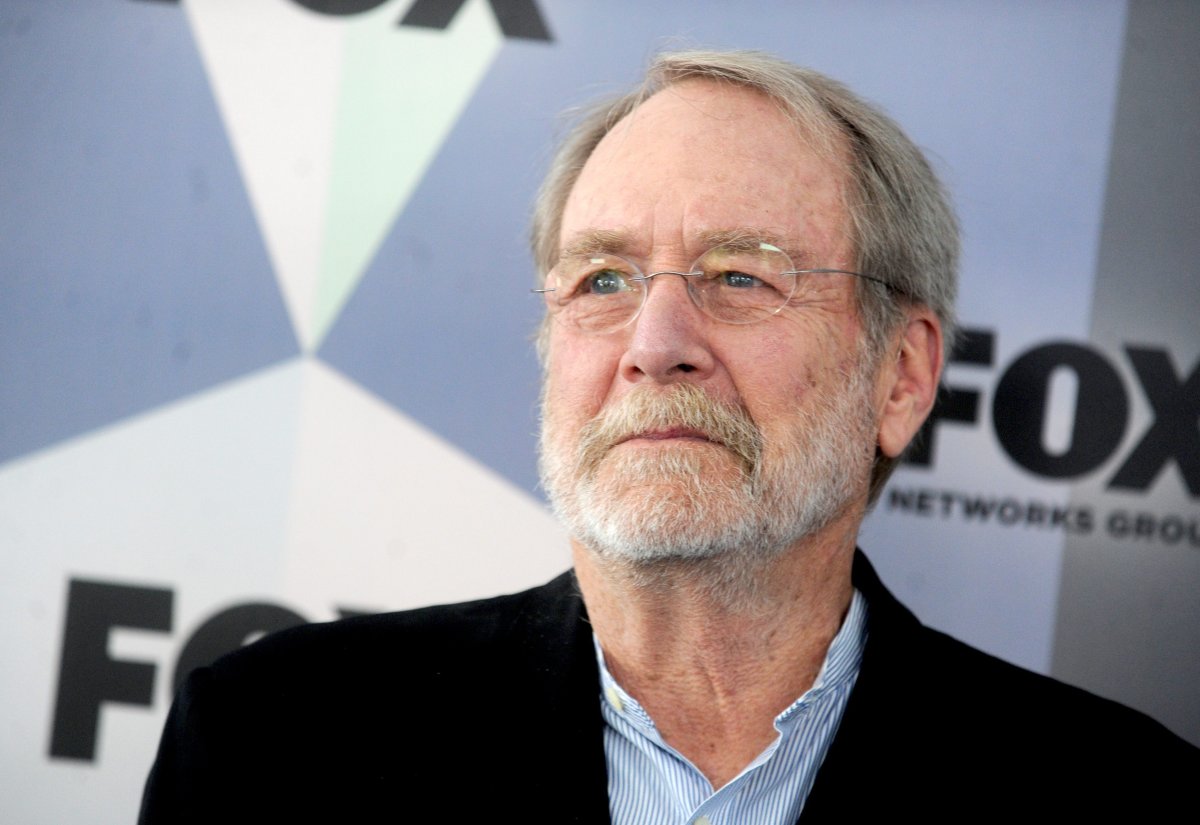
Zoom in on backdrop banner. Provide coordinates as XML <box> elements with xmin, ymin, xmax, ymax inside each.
<box><xmin>1</xmin><ymin>1</ymin><xmax>1196</xmax><ymax>822</ymax></box>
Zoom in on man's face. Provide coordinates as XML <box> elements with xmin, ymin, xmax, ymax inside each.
<box><xmin>539</xmin><ymin>79</ymin><xmax>884</xmax><ymax>565</ymax></box>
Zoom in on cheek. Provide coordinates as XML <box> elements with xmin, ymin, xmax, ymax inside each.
<box><xmin>544</xmin><ymin>337</ymin><xmax>617</xmax><ymax>429</ymax></box>
<box><xmin>723</xmin><ymin>324</ymin><xmax>820</xmax><ymax>392</ymax></box>
<box><xmin>723</xmin><ymin>321</ymin><xmax>861</xmax><ymax>425</ymax></box>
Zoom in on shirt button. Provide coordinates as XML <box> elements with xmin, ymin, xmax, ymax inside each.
<box><xmin>605</xmin><ymin>685</ymin><xmax>624</xmax><ymax>712</ymax></box>
<box><xmin>694</xmin><ymin>817</ymin><xmax>712</xmax><ymax>825</ymax></box>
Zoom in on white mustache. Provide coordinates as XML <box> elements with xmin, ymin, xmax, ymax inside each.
<box><xmin>573</xmin><ymin>384</ymin><xmax>763</xmax><ymax>477</ymax></box>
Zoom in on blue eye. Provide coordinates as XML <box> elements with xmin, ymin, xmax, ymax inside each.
<box><xmin>720</xmin><ymin>270</ymin><xmax>764</xmax><ymax>288</ymax></box>
<box><xmin>586</xmin><ymin>269</ymin><xmax>629</xmax><ymax>295</ymax></box>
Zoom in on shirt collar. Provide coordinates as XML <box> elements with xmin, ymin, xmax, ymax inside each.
<box><xmin>594</xmin><ymin>587</ymin><xmax>868</xmax><ymax>736</ymax></box>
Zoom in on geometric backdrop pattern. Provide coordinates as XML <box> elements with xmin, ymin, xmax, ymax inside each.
<box><xmin>1</xmin><ymin>2</ymin><xmax>1196</xmax><ymax>823</ymax></box>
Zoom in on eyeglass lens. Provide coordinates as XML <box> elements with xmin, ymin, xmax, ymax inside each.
<box><xmin>546</xmin><ymin>242</ymin><xmax>799</xmax><ymax>332</ymax></box>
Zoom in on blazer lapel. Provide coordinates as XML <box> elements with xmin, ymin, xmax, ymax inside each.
<box><xmin>505</xmin><ymin>572</ymin><xmax>612</xmax><ymax>823</ymax></box>
<box><xmin>798</xmin><ymin>551</ymin><xmax>927</xmax><ymax>822</ymax></box>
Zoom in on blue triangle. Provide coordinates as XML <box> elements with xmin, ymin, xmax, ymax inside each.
<box><xmin>0</xmin><ymin>2</ymin><xmax>297</xmax><ymax>465</ymax></box>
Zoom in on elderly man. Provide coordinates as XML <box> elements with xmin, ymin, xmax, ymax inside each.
<box><xmin>142</xmin><ymin>50</ymin><xmax>1196</xmax><ymax>823</ymax></box>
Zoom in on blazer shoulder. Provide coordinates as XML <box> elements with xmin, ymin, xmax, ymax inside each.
<box><xmin>854</xmin><ymin>548</ymin><xmax>1194</xmax><ymax>749</ymax></box>
<box><xmin>808</xmin><ymin>552</ymin><xmax>1198</xmax><ymax>821</ymax></box>
<box><xmin>202</xmin><ymin>570</ymin><xmax>582</xmax><ymax>691</ymax></box>
<box><xmin>858</xmin><ymin>555</ymin><xmax>1194</xmax><ymax>749</ymax></box>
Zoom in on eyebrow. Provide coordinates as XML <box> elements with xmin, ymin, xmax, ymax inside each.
<box><xmin>558</xmin><ymin>227</ymin><xmax>818</xmax><ymax>267</ymax></box>
<box><xmin>560</xmin><ymin>230</ymin><xmax>633</xmax><ymax>259</ymax></box>
<box><xmin>697</xmin><ymin>229</ymin><xmax>817</xmax><ymax>267</ymax></box>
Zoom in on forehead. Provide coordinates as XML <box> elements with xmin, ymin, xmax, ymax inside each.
<box><xmin>560</xmin><ymin>79</ymin><xmax>853</xmax><ymax>264</ymax></box>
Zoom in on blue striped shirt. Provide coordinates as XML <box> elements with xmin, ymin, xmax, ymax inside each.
<box><xmin>597</xmin><ymin>589</ymin><xmax>867</xmax><ymax>825</ymax></box>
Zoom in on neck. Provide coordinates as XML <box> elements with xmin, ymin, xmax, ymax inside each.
<box><xmin>574</xmin><ymin>516</ymin><xmax>859</xmax><ymax>789</ymax></box>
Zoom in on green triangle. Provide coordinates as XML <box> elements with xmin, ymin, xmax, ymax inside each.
<box><xmin>311</xmin><ymin>6</ymin><xmax>503</xmax><ymax>348</ymax></box>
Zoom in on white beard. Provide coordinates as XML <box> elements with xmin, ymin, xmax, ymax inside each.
<box><xmin>538</xmin><ymin>361</ymin><xmax>879</xmax><ymax>575</ymax></box>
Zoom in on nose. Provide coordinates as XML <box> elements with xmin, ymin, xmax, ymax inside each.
<box><xmin>619</xmin><ymin>271</ymin><xmax>716</xmax><ymax>384</ymax></box>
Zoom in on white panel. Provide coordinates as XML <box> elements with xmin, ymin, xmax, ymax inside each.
<box><xmin>281</xmin><ymin>359</ymin><xmax>569</xmax><ymax>616</ymax></box>
<box><xmin>0</xmin><ymin>360</ymin><xmax>305</xmax><ymax>825</ymax></box>
<box><xmin>184</xmin><ymin>0</ymin><xmax>345</xmax><ymax>351</ymax></box>
<box><xmin>0</xmin><ymin>355</ymin><xmax>567</xmax><ymax>824</ymax></box>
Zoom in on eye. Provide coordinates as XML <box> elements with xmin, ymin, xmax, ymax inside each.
<box><xmin>584</xmin><ymin>268</ymin><xmax>631</xmax><ymax>295</ymax></box>
<box><xmin>718</xmin><ymin>270</ymin><xmax>765</xmax><ymax>289</ymax></box>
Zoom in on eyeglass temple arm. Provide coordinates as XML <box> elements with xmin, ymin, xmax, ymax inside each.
<box><xmin>531</xmin><ymin>269</ymin><xmax>894</xmax><ymax>293</ymax></box>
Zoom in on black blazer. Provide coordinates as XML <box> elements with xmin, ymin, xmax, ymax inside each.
<box><xmin>140</xmin><ymin>552</ymin><xmax>1197</xmax><ymax>823</ymax></box>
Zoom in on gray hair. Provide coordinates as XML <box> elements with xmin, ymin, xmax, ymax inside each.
<box><xmin>531</xmin><ymin>49</ymin><xmax>960</xmax><ymax>502</ymax></box>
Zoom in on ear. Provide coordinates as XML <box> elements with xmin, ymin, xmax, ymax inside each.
<box><xmin>876</xmin><ymin>309</ymin><xmax>943</xmax><ymax>459</ymax></box>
